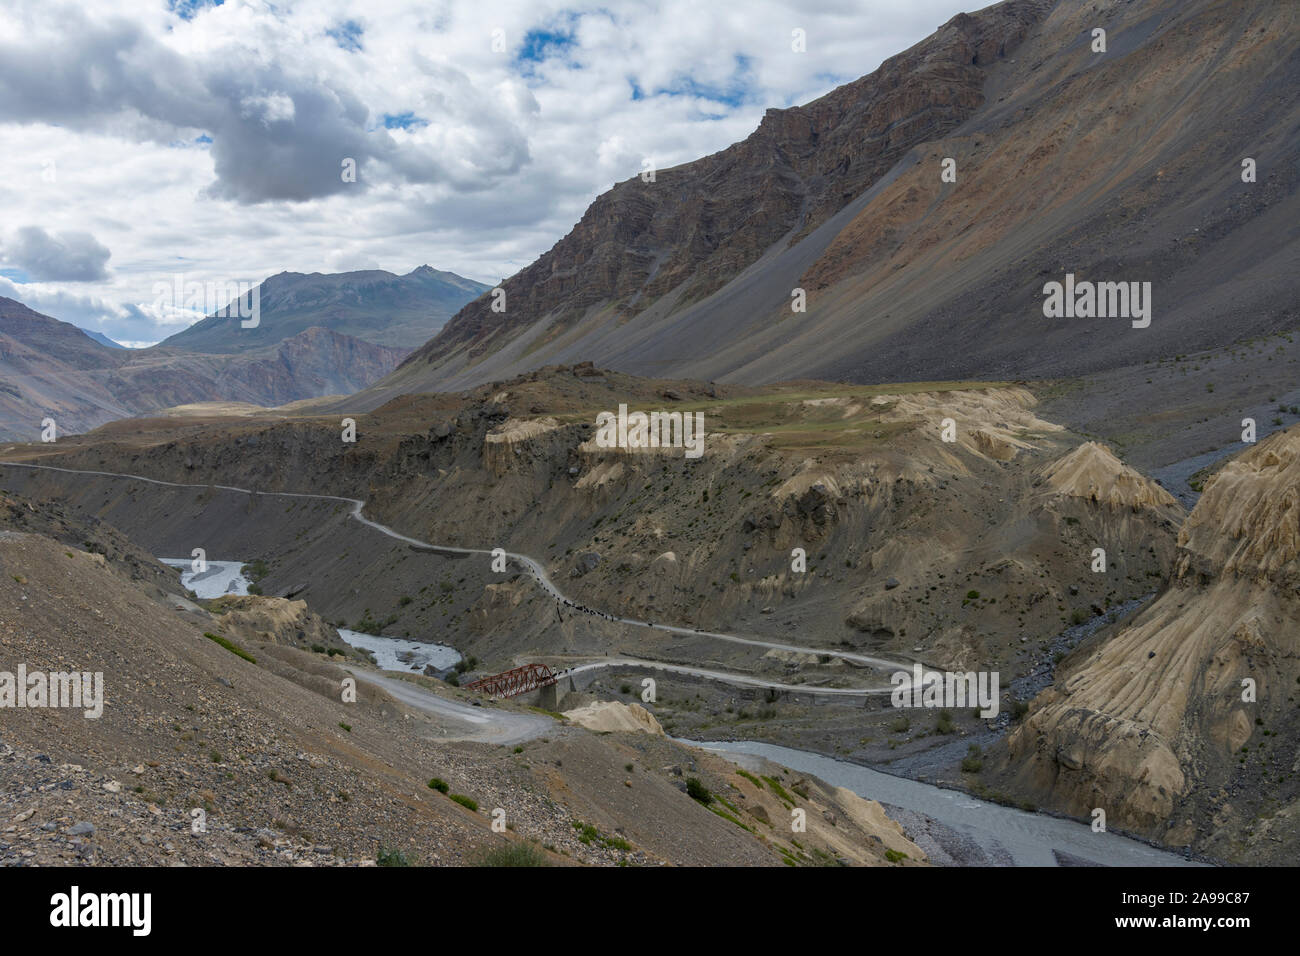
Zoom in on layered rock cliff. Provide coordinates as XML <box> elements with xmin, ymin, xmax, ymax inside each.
<box><xmin>1002</xmin><ymin>427</ymin><xmax>1300</xmax><ymax>862</ymax></box>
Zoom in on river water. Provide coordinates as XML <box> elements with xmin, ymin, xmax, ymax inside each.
<box><xmin>160</xmin><ymin>557</ymin><xmax>251</xmax><ymax>598</ymax></box>
<box><xmin>161</xmin><ymin>551</ymin><xmax>1197</xmax><ymax>867</ymax></box>
<box><xmin>162</xmin><ymin>556</ymin><xmax>462</xmax><ymax>673</ymax></box>
<box><xmin>337</xmin><ymin>628</ymin><xmax>462</xmax><ymax>673</ymax></box>
<box><xmin>683</xmin><ymin>739</ymin><xmax>1202</xmax><ymax>867</ymax></box>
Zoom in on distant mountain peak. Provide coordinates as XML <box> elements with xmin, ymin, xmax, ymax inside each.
<box><xmin>80</xmin><ymin>328</ymin><xmax>127</xmax><ymax>349</ymax></box>
<box><xmin>158</xmin><ymin>266</ymin><xmax>490</xmax><ymax>355</ymax></box>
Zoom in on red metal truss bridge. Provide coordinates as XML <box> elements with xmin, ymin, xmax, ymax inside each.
<box><xmin>464</xmin><ymin>663</ymin><xmax>558</xmax><ymax>699</ymax></box>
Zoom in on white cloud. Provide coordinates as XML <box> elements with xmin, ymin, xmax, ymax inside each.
<box><xmin>0</xmin><ymin>0</ymin><xmax>975</xmax><ymax>345</ymax></box>
<box><xmin>1</xmin><ymin>226</ymin><xmax>112</xmax><ymax>281</ymax></box>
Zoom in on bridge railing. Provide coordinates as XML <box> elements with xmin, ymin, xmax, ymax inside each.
<box><xmin>464</xmin><ymin>663</ymin><xmax>557</xmax><ymax>699</ymax></box>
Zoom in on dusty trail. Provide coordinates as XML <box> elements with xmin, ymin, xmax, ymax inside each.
<box><xmin>339</xmin><ymin>666</ymin><xmax>552</xmax><ymax>745</ymax></box>
<box><xmin>560</xmin><ymin>658</ymin><xmax>896</xmax><ymax>697</ymax></box>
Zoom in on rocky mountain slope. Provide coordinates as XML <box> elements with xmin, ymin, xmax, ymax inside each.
<box><xmin>0</xmin><ymin>288</ymin><xmax>449</xmax><ymax>440</ymax></box>
<box><xmin>0</xmin><ymin>490</ymin><xmax>920</xmax><ymax>866</ymax></box>
<box><xmin>367</xmin><ymin>0</ymin><xmax>1297</xmax><ymax>403</ymax></box>
<box><xmin>0</xmin><ymin>363</ymin><xmax>1204</xmax><ymax>829</ymax></box>
<box><xmin>160</xmin><ymin>266</ymin><xmax>490</xmax><ymax>354</ymax></box>
<box><xmin>995</xmin><ymin>426</ymin><xmax>1300</xmax><ymax>863</ymax></box>
<box><xmin>0</xmin><ymin>367</ymin><xmax>1184</xmax><ymax>704</ymax></box>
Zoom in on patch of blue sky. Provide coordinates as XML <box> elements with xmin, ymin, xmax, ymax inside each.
<box><xmin>648</xmin><ymin>54</ymin><xmax>756</xmax><ymax>111</ymax></box>
<box><xmin>167</xmin><ymin>0</ymin><xmax>223</xmax><ymax>21</ymax></box>
<box><xmin>513</xmin><ymin>12</ymin><xmax>583</xmax><ymax>77</ymax></box>
<box><xmin>382</xmin><ymin>112</ymin><xmax>429</xmax><ymax>131</ymax></box>
<box><xmin>327</xmin><ymin>20</ymin><xmax>364</xmax><ymax>53</ymax></box>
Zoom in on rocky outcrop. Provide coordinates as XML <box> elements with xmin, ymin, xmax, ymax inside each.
<box><xmin>483</xmin><ymin>417</ymin><xmax>561</xmax><ymax>477</ymax></box>
<box><xmin>562</xmin><ymin>701</ymin><xmax>665</xmax><ymax>735</ymax></box>
<box><xmin>1003</xmin><ymin>427</ymin><xmax>1300</xmax><ymax>861</ymax></box>
<box><xmin>207</xmin><ymin>594</ymin><xmax>349</xmax><ymax>653</ymax></box>
<box><xmin>1038</xmin><ymin>442</ymin><xmax>1180</xmax><ymax>513</ymax></box>
<box><xmin>1176</xmin><ymin>437</ymin><xmax>1300</xmax><ymax>582</ymax></box>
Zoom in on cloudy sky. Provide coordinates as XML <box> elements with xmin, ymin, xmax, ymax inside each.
<box><xmin>0</xmin><ymin>0</ymin><xmax>974</xmax><ymax>346</ymax></box>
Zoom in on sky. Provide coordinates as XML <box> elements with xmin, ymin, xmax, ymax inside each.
<box><xmin>0</xmin><ymin>0</ymin><xmax>976</xmax><ymax>346</ymax></box>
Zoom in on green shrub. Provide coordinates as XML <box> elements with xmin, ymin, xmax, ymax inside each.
<box><xmin>427</xmin><ymin>778</ymin><xmax>449</xmax><ymax>793</ymax></box>
<box><xmin>736</xmin><ymin>769</ymin><xmax>762</xmax><ymax>788</ymax></box>
<box><xmin>376</xmin><ymin>846</ymin><xmax>413</xmax><ymax>867</ymax></box>
<box><xmin>449</xmin><ymin>794</ymin><xmax>479</xmax><ymax>812</ymax></box>
<box><xmin>572</xmin><ymin>821</ymin><xmax>631</xmax><ymax>851</ymax></box>
<box><xmin>762</xmin><ymin>775</ymin><xmax>795</xmax><ymax>805</ymax></box>
<box><xmin>242</xmin><ymin>559</ymin><xmax>269</xmax><ymax>581</ymax></box>
<box><xmin>477</xmin><ymin>842</ymin><xmax>549</xmax><ymax>867</ymax></box>
<box><xmin>685</xmin><ymin>777</ymin><xmax>712</xmax><ymax>805</ymax></box>
<box><xmin>202</xmin><ymin>632</ymin><xmax>256</xmax><ymax>664</ymax></box>
<box><xmin>885</xmin><ymin>849</ymin><xmax>908</xmax><ymax>863</ymax></box>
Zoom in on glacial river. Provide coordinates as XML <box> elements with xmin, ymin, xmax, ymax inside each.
<box><xmin>166</xmin><ymin>553</ymin><xmax>1204</xmax><ymax>867</ymax></box>
<box><xmin>163</xmin><ymin>557</ymin><xmax>462</xmax><ymax>673</ymax></box>
<box><xmin>683</xmin><ymin>739</ymin><xmax>1203</xmax><ymax>867</ymax></box>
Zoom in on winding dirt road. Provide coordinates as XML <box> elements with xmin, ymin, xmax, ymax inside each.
<box><xmin>0</xmin><ymin>459</ymin><xmax>915</xmax><ymax>704</ymax></box>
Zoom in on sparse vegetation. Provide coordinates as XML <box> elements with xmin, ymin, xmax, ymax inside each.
<box><xmin>685</xmin><ymin>776</ymin><xmax>712</xmax><ymax>805</ymax></box>
<box><xmin>376</xmin><ymin>846</ymin><xmax>413</xmax><ymax>867</ymax></box>
<box><xmin>477</xmin><ymin>842</ymin><xmax>549</xmax><ymax>867</ymax></box>
<box><xmin>935</xmin><ymin>709</ymin><xmax>955</xmax><ymax>735</ymax></box>
<box><xmin>202</xmin><ymin>631</ymin><xmax>256</xmax><ymax>663</ymax></box>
